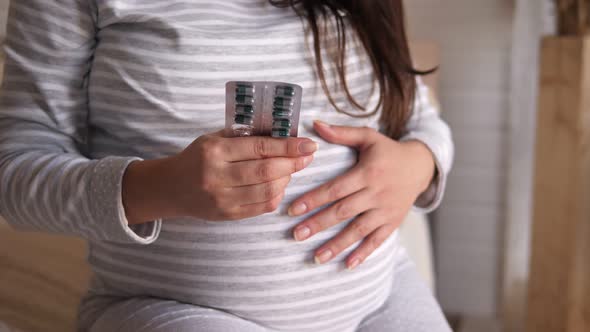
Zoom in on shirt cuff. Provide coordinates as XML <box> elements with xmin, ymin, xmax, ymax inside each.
<box><xmin>400</xmin><ymin>134</ymin><xmax>448</xmax><ymax>214</ymax></box>
<box><xmin>88</xmin><ymin>156</ymin><xmax>162</xmax><ymax>244</ymax></box>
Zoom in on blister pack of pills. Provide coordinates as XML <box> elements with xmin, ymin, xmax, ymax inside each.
<box><xmin>225</xmin><ymin>81</ymin><xmax>303</xmax><ymax>138</ymax></box>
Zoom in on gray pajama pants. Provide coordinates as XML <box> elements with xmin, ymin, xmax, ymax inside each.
<box><xmin>80</xmin><ymin>251</ymin><xmax>451</xmax><ymax>332</ymax></box>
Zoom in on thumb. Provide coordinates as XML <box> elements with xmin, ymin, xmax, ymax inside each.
<box><xmin>209</xmin><ymin>129</ymin><xmax>229</xmax><ymax>138</ymax></box>
<box><xmin>313</xmin><ymin>120</ymin><xmax>378</xmax><ymax>149</ymax></box>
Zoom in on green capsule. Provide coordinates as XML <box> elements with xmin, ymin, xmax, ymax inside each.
<box><xmin>236</xmin><ymin>85</ymin><xmax>254</xmax><ymax>95</ymax></box>
<box><xmin>275</xmin><ymin>85</ymin><xmax>295</xmax><ymax>97</ymax></box>
<box><xmin>234</xmin><ymin>114</ymin><xmax>254</xmax><ymax>125</ymax></box>
<box><xmin>236</xmin><ymin>82</ymin><xmax>253</xmax><ymax>89</ymax></box>
<box><xmin>272</xmin><ymin>108</ymin><xmax>293</xmax><ymax>118</ymax></box>
<box><xmin>236</xmin><ymin>104</ymin><xmax>254</xmax><ymax>115</ymax></box>
<box><xmin>235</xmin><ymin>94</ymin><xmax>254</xmax><ymax>104</ymax></box>
<box><xmin>273</xmin><ymin>97</ymin><xmax>294</xmax><ymax>108</ymax></box>
<box><xmin>271</xmin><ymin>128</ymin><xmax>291</xmax><ymax>138</ymax></box>
<box><xmin>272</xmin><ymin>119</ymin><xmax>292</xmax><ymax>129</ymax></box>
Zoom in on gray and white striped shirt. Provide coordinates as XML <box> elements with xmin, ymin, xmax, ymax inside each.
<box><xmin>0</xmin><ymin>1</ymin><xmax>453</xmax><ymax>331</ymax></box>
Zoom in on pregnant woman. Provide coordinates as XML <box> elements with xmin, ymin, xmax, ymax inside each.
<box><xmin>0</xmin><ymin>1</ymin><xmax>453</xmax><ymax>331</ymax></box>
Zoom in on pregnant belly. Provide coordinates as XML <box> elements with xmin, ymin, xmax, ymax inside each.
<box><xmin>87</xmin><ymin>146</ymin><xmax>398</xmax><ymax>330</ymax></box>
<box><xmin>88</xmin><ymin>212</ymin><xmax>399</xmax><ymax>331</ymax></box>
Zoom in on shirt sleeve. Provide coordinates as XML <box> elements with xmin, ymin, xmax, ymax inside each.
<box><xmin>0</xmin><ymin>1</ymin><xmax>161</xmax><ymax>244</ymax></box>
<box><xmin>400</xmin><ymin>78</ymin><xmax>454</xmax><ymax>213</ymax></box>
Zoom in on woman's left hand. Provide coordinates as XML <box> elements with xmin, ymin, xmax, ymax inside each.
<box><xmin>289</xmin><ymin>120</ymin><xmax>436</xmax><ymax>270</ymax></box>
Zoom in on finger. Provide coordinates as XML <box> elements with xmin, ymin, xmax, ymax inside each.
<box><xmin>292</xmin><ymin>188</ymin><xmax>374</xmax><ymax>241</ymax></box>
<box><xmin>223</xmin><ymin>136</ymin><xmax>318</xmax><ymax>162</ymax></box>
<box><xmin>208</xmin><ymin>129</ymin><xmax>226</xmax><ymax>137</ymax></box>
<box><xmin>346</xmin><ymin>224</ymin><xmax>396</xmax><ymax>270</ymax></box>
<box><xmin>224</xmin><ymin>155</ymin><xmax>313</xmax><ymax>186</ymax></box>
<box><xmin>288</xmin><ymin>167</ymin><xmax>365</xmax><ymax>216</ymax></box>
<box><xmin>313</xmin><ymin>209</ymin><xmax>383</xmax><ymax>264</ymax></box>
<box><xmin>229</xmin><ymin>176</ymin><xmax>291</xmax><ymax>205</ymax></box>
<box><xmin>313</xmin><ymin>120</ymin><xmax>378</xmax><ymax>149</ymax></box>
<box><xmin>227</xmin><ymin>192</ymin><xmax>285</xmax><ymax>220</ymax></box>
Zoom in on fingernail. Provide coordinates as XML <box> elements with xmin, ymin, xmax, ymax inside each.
<box><xmin>348</xmin><ymin>258</ymin><xmax>361</xmax><ymax>270</ymax></box>
<box><xmin>299</xmin><ymin>140</ymin><xmax>319</xmax><ymax>154</ymax></box>
<box><xmin>314</xmin><ymin>120</ymin><xmax>330</xmax><ymax>128</ymax></box>
<box><xmin>314</xmin><ymin>249</ymin><xmax>333</xmax><ymax>264</ymax></box>
<box><xmin>293</xmin><ymin>226</ymin><xmax>311</xmax><ymax>241</ymax></box>
<box><xmin>288</xmin><ymin>202</ymin><xmax>307</xmax><ymax>216</ymax></box>
<box><xmin>302</xmin><ymin>156</ymin><xmax>313</xmax><ymax>167</ymax></box>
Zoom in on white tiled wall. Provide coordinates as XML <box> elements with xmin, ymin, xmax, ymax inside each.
<box><xmin>405</xmin><ymin>0</ymin><xmax>514</xmax><ymax>317</ymax></box>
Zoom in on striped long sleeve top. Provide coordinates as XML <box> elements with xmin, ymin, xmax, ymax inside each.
<box><xmin>0</xmin><ymin>1</ymin><xmax>453</xmax><ymax>331</ymax></box>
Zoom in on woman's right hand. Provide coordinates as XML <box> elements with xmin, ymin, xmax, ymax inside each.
<box><xmin>122</xmin><ymin>131</ymin><xmax>318</xmax><ymax>224</ymax></box>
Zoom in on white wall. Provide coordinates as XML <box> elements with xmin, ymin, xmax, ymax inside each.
<box><xmin>405</xmin><ymin>0</ymin><xmax>514</xmax><ymax>317</ymax></box>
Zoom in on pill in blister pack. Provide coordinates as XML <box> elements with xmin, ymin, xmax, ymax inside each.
<box><xmin>271</xmin><ymin>108</ymin><xmax>293</xmax><ymax>119</ymax></box>
<box><xmin>235</xmin><ymin>104</ymin><xmax>254</xmax><ymax>115</ymax></box>
<box><xmin>275</xmin><ymin>85</ymin><xmax>296</xmax><ymax>97</ymax></box>
<box><xmin>225</xmin><ymin>81</ymin><xmax>302</xmax><ymax>138</ymax></box>
<box><xmin>273</xmin><ymin>97</ymin><xmax>295</xmax><ymax>109</ymax></box>
<box><xmin>271</xmin><ymin>128</ymin><xmax>291</xmax><ymax>138</ymax></box>
<box><xmin>272</xmin><ymin>119</ymin><xmax>292</xmax><ymax>129</ymax></box>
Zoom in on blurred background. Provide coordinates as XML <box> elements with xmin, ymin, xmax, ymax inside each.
<box><xmin>405</xmin><ymin>1</ymin><xmax>555</xmax><ymax>331</ymax></box>
<box><xmin>1</xmin><ymin>1</ymin><xmax>588</xmax><ymax>332</ymax></box>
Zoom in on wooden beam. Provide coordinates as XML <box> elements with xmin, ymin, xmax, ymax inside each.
<box><xmin>527</xmin><ymin>36</ymin><xmax>590</xmax><ymax>332</ymax></box>
<box><xmin>557</xmin><ymin>0</ymin><xmax>590</xmax><ymax>35</ymax></box>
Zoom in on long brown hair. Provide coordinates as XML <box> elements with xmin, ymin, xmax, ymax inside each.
<box><xmin>270</xmin><ymin>0</ymin><xmax>429</xmax><ymax>139</ymax></box>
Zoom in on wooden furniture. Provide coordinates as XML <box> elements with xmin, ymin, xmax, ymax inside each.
<box><xmin>0</xmin><ymin>221</ymin><xmax>90</xmax><ymax>332</ymax></box>
<box><xmin>556</xmin><ymin>0</ymin><xmax>590</xmax><ymax>35</ymax></box>
<box><xmin>526</xmin><ymin>36</ymin><xmax>590</xmax><ymax>332</ymax></box>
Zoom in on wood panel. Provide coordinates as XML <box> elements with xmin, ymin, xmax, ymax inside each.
<box><xmin>556</xmin><ymin>0</ymin><xmax>590</xmax><ymax>35</ymax></box>
<box><xmin>527</xmin><ymin>36</ymin><xmax>590</xmax><ymax>332</ymax></box>
<box><xmin>0</xmin><ymin>220</ymin><xmax>91</xmax><ymax>332</ymax></box>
